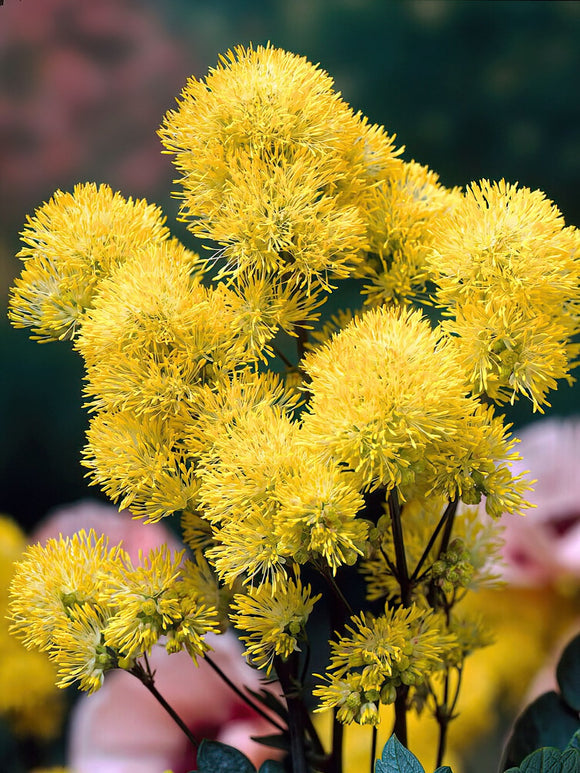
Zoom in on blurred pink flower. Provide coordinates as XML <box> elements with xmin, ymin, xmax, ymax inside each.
<box><xmin>499</xmin><ymin>417</ymin><xmax>580</xmax><ymax>587</ymax></box>
<box><xmin>33</xmin><ymin>499</ymin><xmax>283</xmax><ymax>773</ymax></box>
<box><xmin>68</xmin><ymin>634</ymin><xmax>280</xmax><ymax>773</ymax></box>
<box><xmin>0</xmin><ymin>0</ymin><xmax>196</xmax><ymax>227</ymax></box>
<box><xmin>32</xmin><ymin>499</ymin><xmax>184</xmax><ymax>561</ymax></box>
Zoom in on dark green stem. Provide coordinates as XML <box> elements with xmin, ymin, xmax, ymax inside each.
<box><xmin>274</xmin><ymin>654</ymin><xmax>309</xmax><ymax>773</ymax></box>
<box><xmin>204</xmin><ymin>654</ymin><xmax>287</xmax><ymax>733</ymax></box>
<box><xmin>317</xmin><ymin>562</ymin><xmax>353</xmax><ymax>619</ymax></box>
<box><xmin>329</xmin><ymin>709</ymin><xmax>344</xmax><ymax>773</ymax></box>
<box><xmin>370</xmin><ymin>725</ymin><xmax>378</xmax><ymax>773</ymax></box>
<box><xmin>410</xmin><ymin>498</ymin><xmax>458</xmax><ymax>583</ymax></box>
<box><xmin>438</xmin><ymin>498</ymin><xmax>459</xmax><ymax>557</ymax></box>
<box><xmin>131</xmin><ymin>660</ymin><xmax>199</xmax><ymax>749</ymax></box>
<box><xmin>388</xmin><ymin>488</ymin><xmax>411</xmax><ymax>606</ymax></box>
<box><xmin>393</xmin><ymin>687</ymin><xmax>409</xmax><ymax>747</ymax></box>
<box><xmin>274</xmin><ymin>346</ymin><xmax>294</xmax><ymax>369</ymax></box>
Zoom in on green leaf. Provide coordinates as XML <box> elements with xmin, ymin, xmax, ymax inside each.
<box><xmin>251</xmin><ymin>733</ymin><xmax>291</xmax><ymax>752</ymax></box>
<box><xmin>557</xmin><ymin>634</ymin><xmax>580</xmax><ymax>712</ymax></box>
<box><xmin>502</xmin><ymin>691</ymin><xmax>580</xmax><ymax>770</ymax></box>
<box><xmin>245</xmin><ymin>687</ymin><xmax>290</xmax><ymax>722</ymax></box>
<box><xmin>518</xmin><ymin>747</ymin><xmax>579</xmax><ymax>773</ymax></box>
<box><xmin>434</xmin><ymin>767</ymin><xmax>453</xmax><ymax>773</ymax></box>
<box><xmin>559</xmin><ymin>749</ymin><xmax>580</xmax><ymax>773</ymax></box>
<box><xmin>375</xmin><ymin>735</ymin><xmax>425</xmax><ymax>773</ymax></box>
<box><xmin>566</xmin><ymin>730</ymin><xmax>580</xmax><ymax>752</ymax></box>
<box><xmin>258</xmin><ymin>761</ymin><xmax>286</xmax><ymax>773</ymax></box>
<box><xmin>195</xmin><ymin>739</ymin><xmax>256</xmax><ymax>773</ymax></box>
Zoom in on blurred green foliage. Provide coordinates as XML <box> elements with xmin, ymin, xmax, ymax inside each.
<box><xmin>2</xmin><ymin>0</ymin><xmax>579</xmax><ymax>528</ymax></box>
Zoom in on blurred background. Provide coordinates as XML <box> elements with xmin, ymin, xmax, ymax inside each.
<box><xmin>2</xmin><ymin>0</ymin><xmax>580</xmax><ymax>528</ymax></box>
<box><xmin>0</xmin><ymin>1</ymin><xmax>579</xmax><ymax>770</ymax></box>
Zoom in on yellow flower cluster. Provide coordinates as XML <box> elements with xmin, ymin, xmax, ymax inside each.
<box><xmin>314</xmin><ymin>605</ymin><xmax>456</xmax><ymax>725</ymax></box>
<box><xmin>9</xmin><ymin>183</ymin><xmax>170</xmax><ymax>342</ymax></box>
<box><xmin>159</xmin><ymin>44</ymin><xmax>400</xmax><ymax>294</ymax></box>
<box><xmin>232</xmin><ymin>575</ymin><xmax>321</xmax><ymax>673</ymax></box>
<box><xmin>9</xmin><ymin>531</ymin><xmax>219</xmax><ymax>693</ymax></box>
<box><xmin>6</xmin><ymin>44</ymin><xmax>580</xmax><ymax>752</ymax></box>
<box><xmin>0</xmin><ymin>517</ymin><xmax>63</xmax><ymax>739</ymax></box>
<box><xmin>429</xmin><ymin>179</ymin><xmax>580</xmax><ymax>409</ymax></box>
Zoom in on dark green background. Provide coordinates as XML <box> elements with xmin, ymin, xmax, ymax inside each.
<box><xmin>2</xmin><ymin>0</ymin><xmax>579</xmax><ymax>530</ymax></box>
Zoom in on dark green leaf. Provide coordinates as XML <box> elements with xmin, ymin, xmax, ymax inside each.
<box><xmin>251</xmin><ymin>733</ymin><xmax>291</xmax><ymax>752</ymax></box>
<box><xmin>195</xmin><ymin>739</ymin><xmax>256</xmax><ymax>773</ymax></box>
<box><xmin>502</xmin><ymin>692</ymin><xmax>580</xmax><ymax>770</ymax></box>
<box><xmin>434</xmin><ymin>767</ymin><xmax>453</xmax><ymax>773</ymax></box>
<box><xmin>519</xmin><ymin>747</ymin><xmax>579</xmax><ymax>773</ymax></box>
<box><xmin>557</xmin><ymin>634</ymin><xmax>580</xmax><ymax>712</ymax></box>
<box><xmin>258</xmin><ymin>761</ymin><xmax>286</xmax><ymax>773</ymax></box>
<box><xmin>566</xmin><ymin>730</ymin><xmax>580</xmax><ymax>752</ymax></box>
<box><xmin>245</xmin><ymin>687</ymin><xmax>290</xmax><ymax>722</ymax></box>
<box><xmin>559</xmin><ymin>749</ymin><xmax>580</xmax><ymax>773</ymax></box>
<box><xmin>376</xmin><ymin>735</ymin><xmax>424</xmax><ymax>773</ymax></box>
<box><xmin>520</xmin><ymin>747</ymin><xmax>562</xmax><ymax>773</ymax></box>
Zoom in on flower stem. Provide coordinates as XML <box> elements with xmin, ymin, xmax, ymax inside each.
<box><xmin>388</xmin><ymin>488</ymin><xmax>411</xmax><ymax>606</ymax></box>
<box><xmin>438</xmin><ymin>498</ymin><xmax>459</xmax><ymax>557</ymax></box>
<box><xmin>329</xmin><ymin>709</ymin><xmax>344</xmax><ymax>773</ymax></box>
<box><xmin>130</xmin><ymin>659</ymin><xmax>199</xmax><ymax>749</ymax></box>
<box><xmin>410</xmin><ymin>498</ymin><xmax>458</xmax><ymax>583</ymax></box>
<box><xmin>204</xmin><ymin>654</ymin><xmax>287</xmax><ymax>733</ymax></box>
<box><xmin>370</xmin><ymin>725</ymin><xmax>378</xmax><ymax>773</ymax></box>
<box><xmin>274</xmin><ymin>653</ymin><xmax>309</xmax><ymax>773</ymax></box>
<box><xmin>393</xmin><ymin>686</ymin><xmax>409</xmax><ymax>748</ymax></box>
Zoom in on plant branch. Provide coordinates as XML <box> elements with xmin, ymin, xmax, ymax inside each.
<box><xmin>204</xmin><ymin>654</ymin><xmax>287</xmax><ymax>733</ymax></box>
<box><xmin>388</xmin><ymin>488</ymin><xmax>411</xmax><ymax>606</ymax></box>
<box><xmin>392</xmin><ymin>686</ymin><xmax>409</xmax><ymax>747</ymax></box>
<box><xmin>410</xmin><ymin>498</ymin><xmax>458</xmax><ymax>583</ymax></box>
<box><xmin>317</xmin><ymin>562</ymin><xmax>353</xmax><ymax>619</ymax></box>
<box><xmin>274</xmin><ymin>654</ymin><xmax>309</xmax><ymax>773</ymax></box>
<box><xmin>438</xmin><ymin>497</ymin><xmax>459</xmax><ymax>557</ymax></box>
<box><xmin>130</xmin><ymin>660</ymin><xmax>199</xmax><ymax>749</ymax></box>
<box><xmin>329</xmin><ymin>708</ymin><xmax>344</xmax><ymax>773</ymax></box>
<box><xmin>370</xmin><ymin>725</ymin><xmax>378</xmax><ymax>773</ymax></box>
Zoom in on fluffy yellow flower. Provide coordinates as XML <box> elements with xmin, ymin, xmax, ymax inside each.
<box><xmin>102</xmin><ymin>545</ymin><xmax>220</xmax><ymax>660</ymax></box>
<box><xmin>159</xmin><ymin>44</ymin><xmax>399</xmax><ymax>289</ymax></box>
<box><xmin>301</xmin><ymin>306</ymin><xmax>470</xmax><ymax>492</ymax></box>
<box><xmin>359</xmin><ymin>160</ymin><xmax>461</xmax><ymax>305</ymax></box>
<box><xmin>229</xmin><ymin>271</ymin><xmax>324</xmax><ymax>357</ymax></box>
<box><xmin>0</xmin><ymin>517</ymin><xmax>63</xmax><ymax>738</ymax></box>
<box><xmin>275</xmin><ymin>454</ymin><xmax>368</xmax><ymax>572</ymax></box>
<box><xmin>50</xmin><ymin>604</ymin><xmax>117</xmax><ymax>693</ymax></box>
<box><xmin>232</xmin><ymin>575</ymin><xmax>321</xmax><ymax>673</ymax></box>
<box><xmin>8</xmin><ymin>183</ymin><xmax>169</xmax><ymax>341</ymax></box>
<box><xmin>315</xmin><ymin>605</ymin><xmax>456</xmax><ymax>725</ymax></box>
<box><xmin>429</xmin><ymin>179</ymin><xmax>580</xmax><ymax>408</ymax></box>
<box><xmin>9</xmin><ymin>530</ymin><xmax>125</xmax><ymax>652</ymax></box>
<box><xmin>83</xmin><ymin>410</ymin><xmax>200</xmax><ymax>522</ymax></box>
<box><xmin>77</xmin><ymin>239</ymin><xmax>246</xmax><ymax>419</ymax></box>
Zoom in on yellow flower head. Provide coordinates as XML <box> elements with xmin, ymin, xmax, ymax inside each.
<box><xmin>276</xmin><ymin>454</ymin><xmax>368</xmax><ymax>573</ymax></box>
<box><xmin>103</xmin><ymin>546</ymin><xmax>219</xmax><ymax>661</ymax></box>
<box><xmin>77</xmin><ymin>238</ymin><xmax>246</xmax><ymax>420</ymax></box>
<box><xmin>360</xmin><ymin>160</ymin><xmax>461</xmax><ymax>305</ymax></box>
<box><xmin>232</xmin><ymin>575</ymin><xmax>321</xmax><ymax>674</ymax></box>
<box><xmin>159</xmin><ymin>45</ymin><xmax>399</xmax><ymax>289</ymax></box>
<box><xmin>301</xmin><ymin>306</ymin><xmax>469</xmax><ymax>492</ymax></box>
<box><xmin>9</xmin><ymin>530</ymin><xmax>126</xmax><ymax>652</ymax></box>
<box><xmin>51</xmin><ymin>604</ymin><xmax>116</xmax><ymax>693</ymax></box>
<box><xmin>9</xmin><ymin>183</ymin><xmax>169</xmax><ymax>341</ymax></box>
<box><xmin>83</xmin><ymin>410</ymin><xmax>200</xmax><ymax>522</ymax></box>
<box><xmin>429</xmin><ymin>179</ymin><xmax>580</xmax><ymax>408</ymax></box>
<box><xmin>315</xmin><ymin>605</ymin><xmax>456</xmax><ymax>724</ymax></box>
